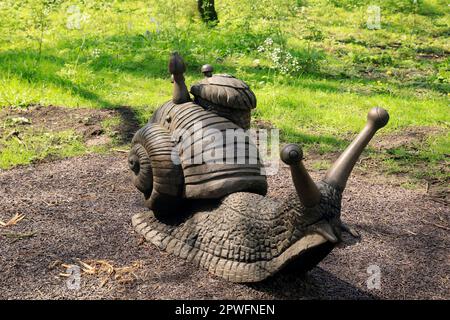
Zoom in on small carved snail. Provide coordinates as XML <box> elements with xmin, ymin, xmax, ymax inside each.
<box><xmin>129</xmin><ymin>53</ymin><xmax>390</xmax><ymax>282</ymax></box>
<box><xmin>129</xmin><ymin>52</ymin><xmax>266</xmax><ymax>213</ymax></box>
<box><xmin>191</xmin><ymin>65</ymin><xmax>256</xmax><ymax>130</ymax></box>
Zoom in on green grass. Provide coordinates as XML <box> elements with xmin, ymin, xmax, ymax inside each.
<box><xmin>101</xmin><ymin>115</ymin><xmax>123</xmax><ymax>144</ymax></box>
<box><xmin>381</xmin><ymin>131</ymin><xmax>450</xmax><ymax>181</ymax></box>
<box><xmin>311</xmin><ymin>159</ymin><xmax>332</xmax><ymax>171</ymax></box>
<box><xmin>0</xmin><ymin>0</ymin><xmax>448</xmax><ymax>180</ymax></box>
<box><xmin>0</xmin><ymin>129</ymin><xmax>87</xmax><ymax>169</ymax></box>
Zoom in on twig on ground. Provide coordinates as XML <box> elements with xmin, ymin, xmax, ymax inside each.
<box><xmin>422</xmin><ymin>220</ymin><xmax>450</xmax><ymax>231</ymax></box>
<box><xmin>1</xmin><ymin>231</ymin><xmax>36</xmax><ymax>243</ymax></box>
<box><xmin>112</xmin><ymin>148</ymin><xmax>128</xmax><ymax>153</ymax></box>
<box><xmin>428</xmin><ymin>196</ymin><xmax>448</xmax><ymax>205</ymax></box>
<box><xmin>0</xmin><ymin>213</ymin><xmax>25</xmax><ymax>227</ymax></box>
<box><xmin>58</xmin><ymin>259</ymin><xmax>143</xmax><ymax>288</ymax></box>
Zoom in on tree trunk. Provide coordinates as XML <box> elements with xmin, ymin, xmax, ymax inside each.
<box><xmin>197</xmin><ymin>0</ymin><xmax>218</xmax><ymax>25</ymax></box>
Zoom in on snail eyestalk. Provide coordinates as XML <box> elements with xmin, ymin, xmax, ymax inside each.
<box><xmin>280</xmin><ymin>144</ymin><xmax>321</xmax><ymax>208</ymax></box>
<box><xmin>324</xmin><ymin>107</ymin><xmax>389</xmax><ymax>190</ymax></box>
<box><xmin>169</xmin><ymin>52</ymin><xmax>191</xmax><ymax>104</ymax></box>
<box><xmin>201</xmin><ymin>64</ymin><xmax>213</xmax><ymax>77</ymax></box>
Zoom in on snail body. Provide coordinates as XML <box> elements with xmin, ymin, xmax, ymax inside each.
<box><xmin>132</xmin><ymin>181</ymin><xmax>342</xmax><ymax>282</ymax></box>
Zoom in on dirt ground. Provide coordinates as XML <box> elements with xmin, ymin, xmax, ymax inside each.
<box><xmin>0</xmin><ymin>105</ymin><xmax>140</xmax><ymax>147</ymax></box>
<box><xmin>0</xmin><ymin>150</ymin><xmax>448</xmax><ymax>300</ymax></box>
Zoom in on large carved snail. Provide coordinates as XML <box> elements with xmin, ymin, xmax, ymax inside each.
<box><xmin>129</xmin><ymin>53</ymin><xmax>390</xmax><ymax>282</ymax></box>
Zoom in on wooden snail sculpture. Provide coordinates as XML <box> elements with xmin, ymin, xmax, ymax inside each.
<box><xmin>129</xmin><ymin>52</ymin><xmax>390</xmax><ymax>282</ymax></box>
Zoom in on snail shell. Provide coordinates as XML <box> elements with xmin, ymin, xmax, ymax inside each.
<box><xmin>190</xmin><ymin>74</ymin><xmax>256</xmax><ymax>129</ymax></box>
<box><xmin>190</xmin><ymin>74</ymin><xmax>256</xmax><ymax>110</ymax></box>
<box><xmin>129</xmin><ymin>100</ymin><xmax>267</xmax><ymax>214</ymax></box>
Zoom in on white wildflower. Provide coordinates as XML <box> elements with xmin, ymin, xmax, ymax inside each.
<box><xmin>66</xmin><ymin>5</ymin><xmax>90</xmax><ymax>30</ymax></box>
<box><xmin>91</xmin><ymin>49</ymin><xmax>101</xmax><ymax>58</ymax></box>
<box><xmin>264</xmin><ymin>37</ymin><xmax>273</xmax><ymax>46</ymax></box>
<box><xmin>257</xmin><ymin>38</ymin><xmax>302</xmax><ymax>75</ymax></box>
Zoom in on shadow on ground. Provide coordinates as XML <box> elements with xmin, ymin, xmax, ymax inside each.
<box><xmin>249</xmin><ymin>267</ymin><xmax>377</xmax><ymax>299</ymax></box>
<box><xmin>112</xmin><ymin>106</ymin><xmax>141</xmax><ymax>143</ymax></box>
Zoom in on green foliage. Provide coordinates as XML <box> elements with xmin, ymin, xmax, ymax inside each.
<box><xmin>350</xmin><ymin>52</ymin><xmax>394</xmax><ymax>66</ymax></box>
<box><xmin>328</xmin><ymin>0</ymin><xmax>445</xmax><ymax>16</ymax></box>
<box><xmin>0</xmin><ymin>130</ymin><xmax>87</xmax><ymax>169</ymax></box>
<box><xmin>380</xmin><ymin>132</ymin><xmax>450</xmax><ymax>181</ymax></box>
<box><xmin>0</xmin><ymin>0</ymin><xmax>448</xmax><ymax>180</ymax></box>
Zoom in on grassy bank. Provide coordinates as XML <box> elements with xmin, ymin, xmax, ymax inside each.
<box><xmin>0</xmin><ymin>0</ymin><xmax>448</xmax><ymax>181</ymax></box>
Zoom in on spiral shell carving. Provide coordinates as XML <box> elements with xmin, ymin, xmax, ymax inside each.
<box><xmin>128</xmin><ymin>122</ymin><xmax>184</xmax><ymax>213</ymax></box>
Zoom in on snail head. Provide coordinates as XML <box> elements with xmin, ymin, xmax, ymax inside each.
<box><xmin>280</xmin><ymin>107</ymin><xmax>389</xmax><ymax>214</ymax></box>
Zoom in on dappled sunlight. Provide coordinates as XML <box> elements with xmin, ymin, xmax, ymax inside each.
<box><xmin>0</xmin><ymin>0</ymin><xmax>448</xmax><ymax>179</ymax></box>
